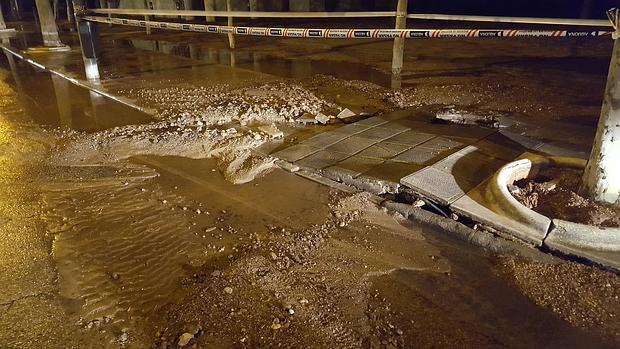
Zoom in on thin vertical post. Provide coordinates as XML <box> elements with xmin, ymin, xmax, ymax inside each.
<box><xmin>143</xmin><ymin>0</ymin><xmax>151</xmax><ymax>34</ymax></box>
<box><xmin>581</xmin><ymin>9</ymin><xmax>620</xmax><ymax>205</ymax></box>
<box><xmin>227</xmin><ymin>0</ymin><xmax>235</xmax><ymax>49</ymax></box>
<box><xmin>34</xmin><ymin>0</ymin><xmax>63</xmax><ymax>46</ymax></box>
<box><xmin>391</xmin><ymin>0</ymin><xmax>408</xmax><ymax>89</ymax></box>
<box><xmin>204</xmin><ymin>0</ymin><xmax>214</xmax><ymax>22</ymax></box>
<box><xmin>66</xmin><ymin>0</ymin><xmax>74</xmax><ymax>27</ymax></box>
<box><xmin>249</xmin><ymin>0</ymin><xmax>258</xmax><ymax>20</ymax></box>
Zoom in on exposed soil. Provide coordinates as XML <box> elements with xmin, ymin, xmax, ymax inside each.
<box><xmin>498</xmin><ymin>257</ymin><xmax>620</xmax><ymax>344</ymax></box>
<box><xmin>512</xmin><ymin>167</ymin><xmax>620</xmax><ymax>227</ymax></box>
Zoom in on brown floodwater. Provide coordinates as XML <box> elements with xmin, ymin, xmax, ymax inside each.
<box><xmin>0</xmin><ymin>31</ymin><xmax>618</xmax><ymax>348</ymax></box>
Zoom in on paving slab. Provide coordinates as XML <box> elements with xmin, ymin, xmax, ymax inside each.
<box><xmin>331</xmin><ymin>123</ymin><xmax>373</xmax><ymax>135</ymax></box>
<box><xmin>431</xmin><ymin>145</ymin><xmax>506</xmax><ymax>184</ymax></box>
<box><xmin>356</xmin><ymin>126</ymin><xmax>407</xmax><ymax>141</ymax></box>
<box><xmin>323</xmin><ymin>156</ymin><xmax>385</xmax><ymax>181</ymax></box>
<box><xmin>302</xmin><ymin>131</ymin><xmax>351</xmax><ymax>148</ymax></box>
<box><xmin>392</xmin><ymin>146</ymin><xmax>453</xmax><ymax>165</ymax></box>
<box><xmin>295</xmin><ymin>150</ymin><xmax>351</xmax><ymax>169</ymax></box>
<box><xmin>356</xmin><ymin>116</ymin><xmax>388</xmax><ymax>127</ymax></box>
<box><xmin>325</xmin><ymin>135</ymin><xmax>379</xmax><ymax>155</ymax></box>
<box><xmin>375</xmin><ymin>121</ymin><xmax>411</xmax><ymax>133</ymax></box>
<box><xmin>401</xmin><ymin>167</ymin><xmax>476</xmax><ymax>205</ymax></box>
<box><xmin>356</xmin><ymin>142</ymin><xmax>412</xmax><ymax>160</ymax></box>
<box><xmin>496</xmin><ymin>130</ymin><xmax>544</xmax><ymax>150</ymax></box>
<box><xmin>419</xmin><ymin>136</ymin><xmax>466</xmax><ymax>151</ymax></box>
<box><xmin>473</xmin><ymin>138</ymin><xmax>525</xmax><ymax>161</ymax></box>
<box><xmin>362</xmin><ymin>161</ymin><xmax>424</xmax><ymax>184</ymax></box>
<box><xmin>271</xmin><ymin>144</ymin><xmax>321</xmax><ymax>162</ymax></box>
<box><xmin>383</xmin><ymin>130</ymin><xmax>436</xmax><ymax>146</ymax></box>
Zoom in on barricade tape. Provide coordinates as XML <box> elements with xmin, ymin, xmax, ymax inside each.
<box><xmin>83</xmin><ymin>16</ymin><xmax>613</xmax><ymax>39</ymax></box>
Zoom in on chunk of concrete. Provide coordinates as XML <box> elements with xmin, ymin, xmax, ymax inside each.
<box><xmin>258</xmin><ymin>124</ymin><xmax>284</xmax><ymax>139</ymax></box>
<box><xmin>315</xmin><ymin>113</ymin><xmax>331</xmax><ymax>125</ymax></box>
<box><xmin>337</xmin><ymin>108</ymin><xmax>357</xmax><ymax>121</ymax></box>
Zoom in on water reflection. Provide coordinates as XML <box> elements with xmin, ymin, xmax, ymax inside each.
<box><xmin>120</xmin><ymin>39</ymin><xmax>392</xmax><ymax>87</ymax></box>
<box><xmin>0</xmin><ymin>53</ymin><xmax>152</xmax><ymax>132</ymax></box>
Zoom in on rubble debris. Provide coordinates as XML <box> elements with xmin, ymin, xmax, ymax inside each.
<box><xmin>314</xmin><ymin>113</ymin><xmax>331</xmax><ymax>125</ymax></box>
<box><xmin>435</xmin><ymin>108</ymin><xmax>499</xmax><ymax>128</ymax></box>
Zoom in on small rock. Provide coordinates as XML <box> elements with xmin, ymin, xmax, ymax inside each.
<box><xmin>270</xmin><ymin>252</ymin><xmax>278</xmax><ymax>260</ymax></box>
<box><xmin>177</xmin><ymin>332</ymin><xmax>194</xmax><ymax>347</ymax></box>
<box><xmin>258</xmin><ymin>124</ymin><xmax>284</xmax><ymax>139</ymax></box>
<box><xmin>111</xmin><ymin>272</ymin><xmax>120</xmax><ymax>280</ymax></box>
<box><xmin>315</xmin><ymin>113</ymin><xmax>331</xmax><ymax>124</ymax></box>
<box><xmin>211</xmin><ymin>270</ymin><xmax>221</xmax><ymax>277</ymax></box>
<box><xmin>337</xmin><ymin>108</ymin><xmax>356</xmax><ymax>120</ymax></box>
<box><xmin>205</xmin><ymin>227</ymin><xmax>217</xmax><ymax>233</ymax></box>
<box><xmin>224</xmin><ymin>286</ymin><xmax>233</xmax><ymax>294</ymax></box>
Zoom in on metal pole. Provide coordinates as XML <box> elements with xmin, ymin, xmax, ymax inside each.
<box><xmin>144</xmin><ymin>0</ymin><xmax>151</xmax><ymax>35</ymax></box>
<box><xmin>227</xmin><ymin>0</ymin><xmax>235</xmax><ymax>49</ymax></box>
<box><xmin>391</xmin><ymin>0</ymin><xmax>407</xmax><ymax>89</ymax></box>
<box><xmin>581</xmin><ymin>9</ymin><xmax>620</xmax><ymax>206</ymax></box>
<box><xmin>249</xmin><ymin>0</ymin><xmax>257</xmax><ymax>20</ymax></box>
<box><xmin>66</xmin><ymin>0</ymin><xmax>74</xmax><ymax>27</ymax></box>
<box><xmin>204</xmin><ymin>0</ymin><xmax>215</xmax><ymax>21</ymax></box>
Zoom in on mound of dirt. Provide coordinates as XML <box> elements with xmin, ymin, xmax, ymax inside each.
<box><xmin>511</xmin><ymin>167</ymin><xmax>620</xmax><ymax>228</ymax></box>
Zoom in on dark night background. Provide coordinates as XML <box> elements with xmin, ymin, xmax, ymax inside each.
<box><xmin>2</xmin><ymin>0</ymin><xmax>617</xmax><ymax>20</ymax></box>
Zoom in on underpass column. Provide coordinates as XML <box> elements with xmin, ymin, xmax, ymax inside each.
<box><xmin>34</xmin><ymin>0</ymin><xmax>63</xmax><ymax>46</ymax></box>
<box><xmin>391</xmin><ymin>0</ymin><xmax>408</xmax><ymax>89</ymax></box>
<box><xmin>581</xmin><ymin>9</ymin><xmax>620</xmax><ymax>206</ymax></box>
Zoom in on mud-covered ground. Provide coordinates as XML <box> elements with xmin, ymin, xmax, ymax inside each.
<box><xmin>1</xmin><ymin>29</ymin><xmax>619</xmax><ymax>348</ymax></box>
<box><xmin>512</xmin><ymin>168</ymin><xmax>620</xmax><ymax>227</ymax></box>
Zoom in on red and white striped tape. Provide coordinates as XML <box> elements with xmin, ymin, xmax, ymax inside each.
<box><xmin>83</xmin><ymin>16</ymin><xmax>613</xmax><ymax>39</ymax></box>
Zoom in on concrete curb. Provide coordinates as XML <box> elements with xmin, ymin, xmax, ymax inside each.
<box><xmin>489</xmin><ymin>156</ymin><xmax>620</xmax><ymax>271</ymax></box>
<box><xmin>381</xmin><ymin>201</ymin><xmax>557</xmax><ymax>262</ymax></box>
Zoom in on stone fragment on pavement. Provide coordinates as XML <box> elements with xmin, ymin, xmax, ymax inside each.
<box><xmin>258</xmin><ymin>124</ymin><xmax>284</xmax><ymax>139</ymax></box>
<box><xmin>337</xmin><ymin>108</ymin><xmax>357</xmax><ymax>121</ymax></box>
<box><xmin>315</xmin><ymin>113</ymin><xmax>331</xmax><ymax>124</ymax></box>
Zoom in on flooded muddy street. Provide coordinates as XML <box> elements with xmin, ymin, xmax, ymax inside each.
<box><xmin>0</xmin><ymin>29</ymin><xmax>619</xmax><ymax>349</ymax></box>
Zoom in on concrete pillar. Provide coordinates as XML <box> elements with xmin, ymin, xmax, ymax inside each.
<box><xmin>390</xmin><ymin>0</ymin><xmax>407</xmax><ymax>89</ymax></box>
<box><xmin>226</xmin><ymin>0</ymin><xmax>235</xmax><ymax>49</ymax></box>
<box><xmin>581</xmin><ymin>19</ymin><xmax>620</xmax><ymax>206</ymax></box>
<box><xmin>35</xmin><ymin>0</ymin><xmax>63</xmax><ymax>46</ymax></box>
<box><xmin>204</xmin><ymin>0</ymin><xmax>215</xmax><ymax>21</ymax></box>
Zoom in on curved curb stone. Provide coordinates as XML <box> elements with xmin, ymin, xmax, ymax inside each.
<box><xmin>545</xmin><ymin>219</ymin><xmax>620</xmax><ymax>271</ymax></box>
<box><xmin>450</xmin><ymin>155</ymin><xmax>552</xmax><ymax>245</ymax></box>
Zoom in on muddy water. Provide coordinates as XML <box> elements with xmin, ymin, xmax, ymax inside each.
<box><xmin>120</xmin><ymin>39</ymin><xmax>392</xmax><ymax>88</ymax></box>
<box><xmin>1</xmin><ymin>42</ymin><xmax>619</xmax><ymax>349</ymax></box>
<box><xmin>1</xmin><ymin>52</ymin><xmax>153</xmax><ymax>132</ymax></box>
